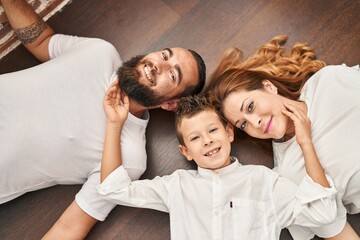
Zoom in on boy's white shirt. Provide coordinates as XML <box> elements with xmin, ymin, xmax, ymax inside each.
<box><xmin>98</xmin><ymin>158</ymin><xmax>337</xmax><ymax>240</ymax></box>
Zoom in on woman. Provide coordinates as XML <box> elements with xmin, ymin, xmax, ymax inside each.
<box><xmin>206</xmin><ymin>36</ymin><xmax>360</xmax><ymax>240</ymax></box>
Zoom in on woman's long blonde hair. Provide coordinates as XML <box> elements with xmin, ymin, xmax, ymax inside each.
<box><xmin>206</xmin><ymin>35</ymin><xmax>325</xmax><ymax>142</ymax></box>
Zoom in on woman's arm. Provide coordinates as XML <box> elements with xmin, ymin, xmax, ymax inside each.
<box><xmin>282</xmin><ymin>102</ymin><xmax>329</xmax><ymax>187</ymax></box>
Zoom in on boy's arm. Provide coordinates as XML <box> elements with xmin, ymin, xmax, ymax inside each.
<box><xmin>101</xmin><ymin>80</ymin><xmax>129</xmax><ymax>182</ymax></box>
<box><xmin>282</xmin><ymin>102</ymin><xmax>329</xmax><ymax>187</ymax></box>
<box><xmin>44</xmin><ymin>81</ymin><xmax>127</xmax><ymax>239</ymax></box>
<box><xmin>0</xmin><ymin>0</ymin><xmax>55</xmax><ymax>62</ymax></box>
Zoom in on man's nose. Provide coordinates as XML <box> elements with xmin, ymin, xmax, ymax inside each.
<box><xmin>152</xmin><ymin>59</ymin><xmax>167</xmax><ymax>75</ymax></box>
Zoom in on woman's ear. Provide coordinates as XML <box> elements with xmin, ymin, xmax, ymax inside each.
<box><xmin>225</xmin><ymin>124</ymin><xmax>234</xmax><ymax>143</ymax></box>
<box><xmin>262</xmin><ymin>80</ymin><xmax>278</xmax><ymax>94</ymax></box>
<box><xmin>178</xmin><ymin>144</ymin><xmax>193</xmax><ymax>161</ymax></box>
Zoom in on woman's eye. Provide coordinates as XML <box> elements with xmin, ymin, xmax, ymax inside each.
<box><xmin>240</xmin><ymin>121</ymin><xmax>247</xmax><ymax>130</ymax></box>
<box><xmin>161</xmin><ymin>52</ymin><xmax>168</xmax><ymax>60</ymax></box>
<box><xmin>247</xmin><ymin>102</ymin><xmax>254</xmax><ymax>112</ymax></box>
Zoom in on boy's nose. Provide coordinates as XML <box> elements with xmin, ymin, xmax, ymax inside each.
<box><xmin>204</xmin><ymin>138</ymin><xmax>214</xmax><ymax>146</ymax></box>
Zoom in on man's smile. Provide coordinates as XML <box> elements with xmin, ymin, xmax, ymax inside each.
<box><xmin>144</xmin><ymin>64</ymin><xmax>154</xmax><ymax>85</ymax></box>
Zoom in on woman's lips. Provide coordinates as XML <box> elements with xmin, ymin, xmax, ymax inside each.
<box><xmin>264</xmin><ymin>116</ymin><xmax>273</xmax><ymax>134</ymax></box>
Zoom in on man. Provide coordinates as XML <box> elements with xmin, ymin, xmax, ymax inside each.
<box><xmin>0</xmin><ymin>0</ymin><xmax>206</xmax><ymax>238</ymax></box>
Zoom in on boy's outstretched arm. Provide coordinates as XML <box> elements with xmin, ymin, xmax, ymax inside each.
<box><xmin>44</xmin><ymin>81</ymin><xmax>128</xmax><ymax>239</ymax></box>
<box><xmin>282</xmin><ymin>102</ymin><xmax>329</xmax><ymax>187</ymax></box>
<box><xmin>101</xmin><ymin>80</ymin><xmax>129</xmax><ymax>182</ymax></box>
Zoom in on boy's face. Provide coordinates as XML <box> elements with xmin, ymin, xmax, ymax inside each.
<box><xmin>178</xmin><ymin>110</ymin><xmax>234</xmax><ymax>170</ymax></box>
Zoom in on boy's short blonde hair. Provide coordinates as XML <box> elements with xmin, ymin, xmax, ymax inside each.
<box><xmin>175</xmin><ymin>95</ymin><xmax>227</xmax><ymax>145</ymax></box>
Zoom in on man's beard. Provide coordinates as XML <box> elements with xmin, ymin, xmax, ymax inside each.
<box><xmin>117</xmin><ymin>55</ymin><xmax>168</xmax><ymax>107</ymax></box>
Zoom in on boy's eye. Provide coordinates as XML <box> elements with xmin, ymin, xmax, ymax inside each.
<box><xmin>161</xmin><ymin>52</ymin><xmax>168</xmax><ymax>60</ymax></box>
<box><xmin>240</xmin><ymin>121</ymin><xmax>247</xmax><ymax>130</ymax></box>
<box><xmin>209</xmin><ymin>128</ymin><xmax>218</xmax><ymax>133</ymax></box>
<box><xmin>190</xmin><ymin>136</ymin><xmax>199</xmax><ymax>141</ymax></box>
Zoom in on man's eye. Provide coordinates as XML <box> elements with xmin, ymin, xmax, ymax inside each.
<box><xmin>170</xmin><ymin>71</ymin><xmax>175</xmax><ymax>81</ymax></box>
<box><xmin>161</xmin><ymin>52</ymin><xmax>168</xmax><ymax>60</ymax></box>
<box><xmin>240</xmin><ymin>121</ymin><xmax>247</xmax><ymax>130</ymax></box>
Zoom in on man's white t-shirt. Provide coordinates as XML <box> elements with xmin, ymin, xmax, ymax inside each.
<box><xmin>0</xmin><ymin>34</ymin><xmax>149</xmax><ymax>220</ymax></box>
<box><xmin>273</xmin><ymin>65</ymin><xmax>360</xmax><ymax>239</ymax></box>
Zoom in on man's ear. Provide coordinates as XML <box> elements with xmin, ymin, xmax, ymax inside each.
<box><xmin>225</xmin><ymin>123</ymin><xmax>235</xmax><ymax>143</ymax></box>
<box><xmin>178</xmin><ymin>144</ymin><xmax>193</xmax><ymax>161</ymax></box>
<box><xmin>161</xmin><ymin>99</ymin><xmax>179</xmax><ymax>111</ymax></box>
<box><xmin>262</xmin><ymin>79</ymin><xmax>278</xmax><ymax>94</ymax></box>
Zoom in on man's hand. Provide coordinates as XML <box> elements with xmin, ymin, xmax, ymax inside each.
<box><xmin>103</xmin><ymin>80</ymin><xmax>129</xmax><ymax>125</ymax></box>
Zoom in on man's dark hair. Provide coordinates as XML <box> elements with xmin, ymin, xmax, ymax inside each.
<box><xmin>178</xmin><ymin>49</ymin><xmax>206</xmax><ymax>97</ymax></box>
<box><xmin>175</xmin><ymin>95</ymin><xmax>226</xmax><ymax>145</ymax></box>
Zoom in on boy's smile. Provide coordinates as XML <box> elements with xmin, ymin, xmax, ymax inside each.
<box><xmin>178</xmin><ymin>110</ymin><xmax>234</xmax><ymax>170</ymax></box>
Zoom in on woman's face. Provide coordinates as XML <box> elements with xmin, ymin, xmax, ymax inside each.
<box><xmin>222</xmin><ymin>81</ymin><xmax>289</xmax><ymax>140</ymax></box>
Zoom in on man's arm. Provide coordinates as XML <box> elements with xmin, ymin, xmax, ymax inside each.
<box><xmin>0</xmin><ymin>0</ymin><xmax>54</xmax><ymax>61</ymax></box>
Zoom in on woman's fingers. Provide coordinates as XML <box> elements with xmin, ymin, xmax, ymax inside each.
<box><xmin>283</xmin><ymin>102</ymin><xmax>308</xmax><ymax>121</ymax></box>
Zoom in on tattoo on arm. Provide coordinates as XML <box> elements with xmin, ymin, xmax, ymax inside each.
<box><xmin>14</xmin><ymin>18</ymin><xmax>48</xmax><ymax>45</ymax></box>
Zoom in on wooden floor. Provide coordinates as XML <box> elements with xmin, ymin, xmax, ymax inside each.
<box><xmin>0</xmin><ymin>0</ymin><xmax>359</xmax><ymax>239</ymax></box>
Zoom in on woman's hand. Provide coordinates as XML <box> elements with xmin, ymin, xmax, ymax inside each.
<box><xmin>282</xmin><ymin>102</ymin><xmax>330</xmax><ymax>188</ymax></box>
<box><xmin>282</xmin><ymin>102</ymin><xmax>312</xmax><ymax>147</ymax></box>
<box><xmin>103</xmin><ymin>80</ymin><xmax>129</xmax><ymax>125</ymax></box>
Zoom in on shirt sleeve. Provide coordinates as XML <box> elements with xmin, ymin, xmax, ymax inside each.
<box><xmin>273</xmin><ymin>173</ymin><xmax>338</xmax><ymax>229</ymax></box>
<box><xmin>75</xmin><ymin>170</ymin><xmax>116</xmax><ymax>221</ymax></box>
<box><xmin>98</xmin><ymin>166</ymin><xmax>175</xmax><ymax>213</ymax></box>
<box><xmin>48</xmin><ymin>34</ymin><xmax>92</xmax><ymax>59</ymax></box>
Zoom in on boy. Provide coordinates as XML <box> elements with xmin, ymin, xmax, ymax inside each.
<box><xmin>98</xmin><ymin>84</ymin><xmax>337</xmax><ymax>239</ymax></box>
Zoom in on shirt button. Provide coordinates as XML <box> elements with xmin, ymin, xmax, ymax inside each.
<box><xmin>214</xmin><ymin>209</ymin><xmax>219</xmax><ymax>216</ymax></box>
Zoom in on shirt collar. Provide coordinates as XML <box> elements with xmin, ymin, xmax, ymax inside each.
<box><xmin>197</xmin><ymin>157</ymin><xmax>240</xmax><ymax>177</ymax></box>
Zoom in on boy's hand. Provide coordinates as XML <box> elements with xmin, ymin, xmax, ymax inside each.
<box><xmin>282</xmin><ymin>102</ymin><xmax>312</xmax><ymax>147</ymax></box>
<box><xmin>103</xmin><ymin>80</ymin><xmax>129</xmax><ymax>125</ymax></box>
